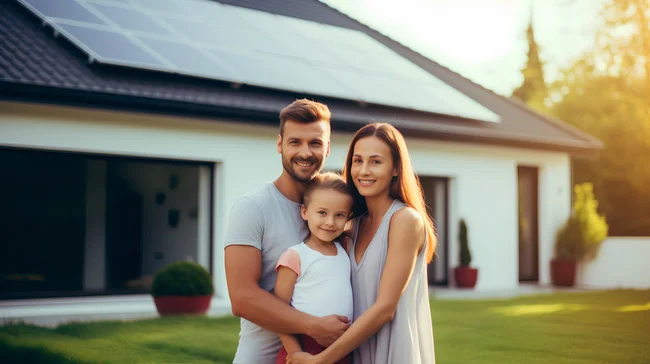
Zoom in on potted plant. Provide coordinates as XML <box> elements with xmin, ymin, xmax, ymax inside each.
<box><xmin>152</xmin><ymin>260</ymin><xmax>214</xmax><ymax>316</ymax></box>
<box><xmin>551</xmin><ymin>183</ymin><xmax>608</xmax><ymax>286</ymax></box>
<box><xmin>454</xmin><ymin>219</ymin><xmax>478</xmax><ymax>288</ymax></box>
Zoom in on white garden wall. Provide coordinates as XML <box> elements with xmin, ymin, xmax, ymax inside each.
<box><xmin>577</xmin><ymin>237</ymin><xmax>650</xmax><ymax>289</ymax></box>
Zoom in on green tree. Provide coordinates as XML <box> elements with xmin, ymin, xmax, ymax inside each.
<box><xmin>598</xmin><ymin>0</ymin><xmax>650</xmax><ymax>88</ymax></box>
<box><xmin>549</xmin><ymin>0</ymin><xmax>650</xmax><ymax>236</ymax></box>
<box><xmin>511</xmin><ymin>11</ymin><xmax>548</xmax><ymax>112</ymax></box>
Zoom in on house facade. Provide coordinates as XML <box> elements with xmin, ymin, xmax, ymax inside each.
<box><xmin>0</xmin><ymin>0</ymin><xmax>601</xmax><ymax>325</ymax></box>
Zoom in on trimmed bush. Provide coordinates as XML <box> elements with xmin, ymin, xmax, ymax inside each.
<box><xmin>152</xmin><ymin>261</ymin><xmax>214</xmax><ymax>297</ymax></box>
<box><xmin>554</xmin><ymin>183</ymin><xmax>609</xmax><ymax>261</ymax></box>
<box><xmin>459</xmin><ymin>219</ymin><xmax>472</xmax><ymax>267</ymax></box>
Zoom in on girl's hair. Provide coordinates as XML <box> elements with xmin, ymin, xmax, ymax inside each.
<box><xmin>303</xmin><ymin>172</ymin><xmax>353</xmax><ymax>207</ymax></box>
<box><xmin>342</xmin><ymin>122</ymin><xmax>437</xmax><ymax>263</ymax></box>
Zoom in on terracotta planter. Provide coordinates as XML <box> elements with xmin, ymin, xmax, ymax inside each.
<box><xmin>153</xmin><ymin>295</ymin><xmax>212</xmax><ymax>316</ymax></box>
<box><xmin>551</xmin><ymin>258</ymin><xmax>577</xmax><ymax>287</ymax></box>
<box><xmin>454</xmin><ymin>266</ymin><xmax>478</xmax><ymax>288</ymax></box>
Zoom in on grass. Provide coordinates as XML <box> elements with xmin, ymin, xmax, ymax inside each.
<box><xmin>432</xmin><ymin>289</ymin><xmax>650</xmax><ymax>364</ymax></box>
<box><xmin>1</xmin><ymin>289</ymin><xmax>649</xmax><ymax>363</ymax></box>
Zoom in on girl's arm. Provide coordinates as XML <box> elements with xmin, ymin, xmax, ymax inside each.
<box><xmin>290</xmin><ymin>208</ymin><xmax>424</xmax><ymax>364</ymax></box>
<box><xmin>274</xmin><ymin>254</ymin><xmax>303</xmax><ymax>355</ymax></box>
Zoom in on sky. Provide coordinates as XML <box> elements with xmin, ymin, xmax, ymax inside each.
<box><xmin>320</xmin><ymin>0</ymin><xmax>605</xmax><ymax>96</ymax></box>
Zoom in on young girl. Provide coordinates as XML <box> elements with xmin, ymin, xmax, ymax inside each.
<box><xmin>287</xmin><ymin>122</ymin><xmax>436</xmax><ymax>364</ymax></box>
<box><xmin>274</xmin><ymin>172</ymin><xmax>354</xmax><ymax>364</ymax></box>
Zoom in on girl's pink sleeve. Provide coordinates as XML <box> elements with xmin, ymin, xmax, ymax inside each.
<box><xmin>275</xmin><ymin>249</ymin><xmax>301</xmax><ymax>278</ymax></box>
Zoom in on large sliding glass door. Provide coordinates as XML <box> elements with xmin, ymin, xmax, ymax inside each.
<box><xmin>0</xmin><ymin>149</ymin><xmax>87</xmax><ymax>296</ymax></box>
<box><xmin>0</xmin><ymin>148</ymin><xmax>214</xmax><ymax>300</ymax></box>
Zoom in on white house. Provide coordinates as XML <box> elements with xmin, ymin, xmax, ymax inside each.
<box><xmin>0</xmin><ymin>0</ymin><xmax>602</xmax><ymax>326</ymax></box>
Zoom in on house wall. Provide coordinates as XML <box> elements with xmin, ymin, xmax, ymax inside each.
<box><xmin>577</xmin><ymin>237</ymin><xmax>650</xmax><ymax>289</ymax></box>
<box><xmin>0</xmin><ymin>101</ymin><xmax>572</xmax><ymax>295</ymax></box>
<box><xmin>405</xmin><ymin>139</ymin><xmax>571</xmax><ymax>290</ymax></box>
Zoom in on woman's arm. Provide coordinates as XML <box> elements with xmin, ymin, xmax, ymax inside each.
<box><xmin>275</xmin><ymin>265</ymin><xmax>303</xmax><ymax>355</ymax></box>
<box><xmin>290</xmin><ymin>208</ymin><xmax>425</xmax><ymax>364</ymax></box>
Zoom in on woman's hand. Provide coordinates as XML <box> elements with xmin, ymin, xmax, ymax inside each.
<box><xmin>286</xmin><ymin>351</ymin><xmax>325</xmax><ymax>364</ymax></box>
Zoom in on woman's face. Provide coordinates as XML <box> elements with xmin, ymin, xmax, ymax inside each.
<box><xmin>350</xmin><ymin>136</ymin><xmax>397</xmax><ymax>199</ymax></box>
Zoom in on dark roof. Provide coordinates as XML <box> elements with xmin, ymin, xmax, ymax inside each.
<box><xmin>0</xmin><ymin>0</ymin><xmax>602</xmax><ymax>156</ymax></box>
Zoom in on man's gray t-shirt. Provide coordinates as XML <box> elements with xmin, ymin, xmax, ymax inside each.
<box><xmin>225</xmin><ymin>182</ymin><xmax>309</xmax><ymax>364</ymax></box>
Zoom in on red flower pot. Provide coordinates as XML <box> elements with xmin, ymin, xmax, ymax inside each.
<box><xmin>454</xmin><ymin>266</ymin><xmax>478</xmax><ymax>288</ymax></box>
<box><xmin>551</xmin><ymin>258</ymin><xmax>577</xmax><ymax>287</ymax></box>
<box><xmin>153</xmin><ymin>295</ymin><xmax>212</xmax><ymax>316</ymax></box>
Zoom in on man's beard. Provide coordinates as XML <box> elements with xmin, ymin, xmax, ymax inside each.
<box><xmin>282</xmin><ymin>155</ymin><xmax>323</xmax><ymax>183</ymax></box>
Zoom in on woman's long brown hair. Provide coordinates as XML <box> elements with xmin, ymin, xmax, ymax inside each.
<box><xmin>342</xmin><ymin>122</ymin><xmax>437</xmax><ymax>263</ymax></box>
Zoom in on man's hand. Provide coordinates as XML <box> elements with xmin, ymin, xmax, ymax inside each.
<box><xmin>309</xmin><ymin>314</ymin><xmax>351</xmax><ymax>347</ymax></box>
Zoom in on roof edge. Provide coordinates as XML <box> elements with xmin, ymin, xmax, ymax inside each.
<box><xmin>1</xmin><ymin>82</ymin><xmax>600</xmax><ymax>158</ymax></box>
<box><xmin>506</xmin><ymin>95</ymin><xmax>604</xmax><ymax>149</ymax></box>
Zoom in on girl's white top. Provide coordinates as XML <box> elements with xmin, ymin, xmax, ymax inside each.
<box><xmin>276</xmin><ymin>241</ymin><xmax>354</xmax><ymax>320</ymax></box>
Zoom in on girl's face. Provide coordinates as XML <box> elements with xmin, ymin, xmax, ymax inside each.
<box><xmin>301</xmin><ymin>189</ymin><xmax>352</xmax><ymax>243</ymax></box>
<box><xmin>350</xmin><ymin>136</ymin><xmax>397</xmax><ymax>198</ymax></box>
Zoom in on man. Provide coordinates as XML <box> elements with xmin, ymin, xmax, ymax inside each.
<box><xmin>225</xmin><ymin>99</ymin><xmax>351</xmax><ymax>364</ymax></box>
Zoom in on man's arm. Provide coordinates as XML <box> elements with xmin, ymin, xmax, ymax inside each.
<box><xmin>226</xmin><ymin>245</ymin><xmax>307</xmax><ymax>332</ymax></box>
<box><xmin>225</xmin><ymin>245</ymin><xmax>350</xmax><ymax>344</ymax></box>
<box><xmin>224</xmin><ymin>196</ymin><xmax>350</xmax><ymax>345</ymax></box>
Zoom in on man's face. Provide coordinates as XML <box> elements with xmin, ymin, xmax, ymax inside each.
<box><xmin>277</xmin><ymin>119</ymin><xmax>330</xmax><ymax>183</ymax></box>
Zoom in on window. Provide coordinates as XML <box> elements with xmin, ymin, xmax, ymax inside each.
<box><xmin>0</xmin><ymin>148</ymin><xmax>213</xmax><ymax>299</ymax></box>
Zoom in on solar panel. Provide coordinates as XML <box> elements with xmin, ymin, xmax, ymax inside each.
<box><xmin>17</xmin><ymin>0</ymin><xmax>500</xmax><ymax>122</ymax></box>
<box><xmin>161</xmin><ymin>17</ymin><xmax>276</xmax><ymax>53</ymax></box>
<box><xmin>209</xmin><ymin>49</ymin><xmax>351</xmax><ymax>97</ymax></box>
<box><xmin>57</xmin><ymin>23</ymin><xmax>167</xmax><ymax>68</ymax></box>
<box><xmin>22</xmin><ymin>0</ymin><xmax>108</xmax><ymax>25</ymax></box>
<box><xmin>138</xmin><ymin>37</ymin><xmax>236</xmax><ymax>80</ymax></box>
<box><xmin>131</xmin><ymin>0</ymin><xmax>194</xmax><ymax>16</ymax></box>
<box><xmin>89</xmin><ymin>3</ymin><xmax>175</xmax><ymax>35</ymax></box>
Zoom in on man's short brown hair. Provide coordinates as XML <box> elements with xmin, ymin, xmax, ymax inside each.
<box><xmin>279</xmin><ymin>99</ymin><xmax>331</xmax><ymax>136</ymax></box>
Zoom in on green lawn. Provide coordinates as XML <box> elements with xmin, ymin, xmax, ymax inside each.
<box><xmin>1</xmin><ymin>290</ymin><xmax>649</xmax><ymax>363</ymax></box>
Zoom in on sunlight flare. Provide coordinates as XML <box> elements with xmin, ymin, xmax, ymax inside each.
<box><xmin>361</xmin><ymin>0</ymin><xmax>518</xmax><ymax>63</ymax></box>
<box><xmin>490</xmin><ymin>303</ymin><xmax>589</xmax><ymax>317</ymax></box>
<box><xmin>616</xmin><ymin>302</ymin><xmax>650</xmax><ymax>312</ymax></box>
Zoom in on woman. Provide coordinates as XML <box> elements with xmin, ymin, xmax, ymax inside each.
<box><xmin>288</xmin><ymin>122</ymin><xmax>436</xmax><ymax>363</ymax></box>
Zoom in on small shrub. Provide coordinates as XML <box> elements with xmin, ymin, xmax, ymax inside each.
<box><xmin>555</xmin><ymin>183</ymin><xmax>609</xmax><ymax>261</ymax></box>
<box><xmin>151</xmin><ymin>261</ymin><xmax>214</xmax><ymax>297</ymax></box>
<box><xmin>459</xmin><ymin>219</ymin><xmax>472</xmax><ymax>267</ymax></box>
